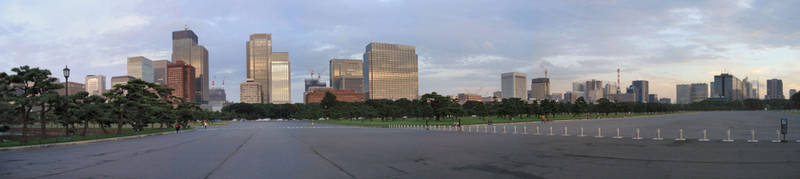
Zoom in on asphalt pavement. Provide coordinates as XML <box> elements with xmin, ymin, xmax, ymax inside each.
<box><xmin>1</xmin><ymin>111</ymin><xmax>799</xmax><ymax>179</ymax></box>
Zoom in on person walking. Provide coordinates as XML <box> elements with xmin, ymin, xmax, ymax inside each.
<box><xmin>175</xmin><ymin>123</ymin><xmax>181</xmax><ymax>134</ymax></box>
<box><xmin>202</xmin><ymin>120</ymin><xmax>208</xmax><ymax>129</ymax></box>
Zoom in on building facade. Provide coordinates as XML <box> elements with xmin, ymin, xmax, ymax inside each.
<box><xmin>584</xmin><ymin>79</ymin><xmax>604</xmax><ymax>103</ymax></box>
<box><xmin>631</xmin><ymin>80</ymin><xmax>649</xmax><ymax>103</ymax></box>
<box><xmin>457</xmin><ymin>93</ymin><xmax>482</xmax><ymax>104</ymax></box>
<box><xmin>530</xmin><ymin>78</ymin><xmax>550</xmax><ymax>100</ymax></box>
<box><xmin>648</xmin><ymin>94</ymin><xmax>658</xmax><ymax>103</ymax></box>
<box><xmin>713</xmin><ymin>73</ymin><xmax>744</xmax><ymax>101</ymax></box>
<box><xmin>690</xmin><ymin>83</ymin><xmax>709</xmax><ymax>103</ymax></box>
<box><xmin>305</xmin><ymin>78</ymin><xmax>326</xmax><ymax>92</ymax></box>
<box><xmin>790</xmin><ymin>89</ymin><xmax>798</xmax><ymax>98</ymax></box>
<box><xmin>167</xmin><ymin>60</ymin><xmax>196</xmax><ymax>103</ymax></box>
<box><xmin>240</xmin><ymin>79</ymin><xmax>262</xmax><ymax>104</ymax></box>
<box><xmin>269</xmin><ymin>52</ymin><xmax>291</xmax><ymax>103</ymax></box>
<box><xmin>56</xmin><ymin>82</ymin><xmax>86</xmax><ymax>96</ymax></box>
<box><xmin>330</xmin><ymin>59</ymin><xmax>364</xmax><ymax>93</ymax></box>
<box><xmin>676</xmin><ymin>84</ymin><xmax>691</xmax><ymax>104</ymax></box>
<box><xmin>304</xmin><ymin>88</ymin><xmax>366</xmax><ymax>104</ymax></box>
<box><xmin>246</xmin><ymin>33</ymin><xmax>271</xmax><ymax>103</ymax></box>
<box><xmin>172</xmin><ymin>28</ymin><xmax>209</xmax><ymax>103</ymax></box>
<box><xmin>153</xmin><ymin>60</ymin><xmax>170</xmax><ymax>86</ymax></box>
<box><xmin>766</xmin><ymin>79</ymin><xmax>784</xmax><ymax>99</ymax></box>
<box><xmin>501</xmin><ymin>72</ymin><xmax>527</xmax><ymax>99</ymax></box>
<box><xmin>363</xmin><ymin>42</ymin><xmax>418</xmax><ymax>100</ymax></box>
<box><xmin>110</xmin><ymin>76</ymin><xmax>135</xmax><ymax>88</ymax></box>
<box><xmin>127</xmin><ymin>56</ymin><xmax>154</xmax><ymax>83</ymax></box>
<box><xmin>85</xmin><ymin>75</ymin><xmax>106</xmax><ymax>96</ymax></box>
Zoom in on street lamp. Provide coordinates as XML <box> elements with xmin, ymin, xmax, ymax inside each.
<box><xmin>63</xmin><ymin>65</ymin><xmax>70</xmax><ymax>95</ymax></box>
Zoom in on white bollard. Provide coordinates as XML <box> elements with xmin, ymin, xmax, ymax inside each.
<box><xmin>722</xmin><ymin>128</ymin><xmax>734</xmax><ymax>142</ymax></box>
<box><xmin>633</xmin><ymin>128</ymin><xmax>643</xmax><ymax>140</ymax></box>
<box><xmin>675</xmin><ymin>128</ymin><xmax>686</xmax><ymax>141</ymax></box>
<box><xmin>653</xmin><ymin>128</ymin><xmax>663</xmax><ymax>140</ymax></box>
<box><xmin>485</xmin><ymin>126</ymin><xmax>488</xmax><ymax>133</ymax></box>
<box><xmin>613</xmin><ymin>128</ymin><xmax>623</xmax><ymax>139</ymax></box>
<box><xmin>536</xmin><ymin>126</ymin><xmax>541</xmax><ymax>135</ymax></box>
<box><xmin>493</xmin><ymin>126</ymin><xmax>497</xmax><ymax>133</ymax></box>
<box><xmin>562</xmin><ymin>126</ymin><xmax>570</xmax><ymax>136</ymax></box>
<box><xmin>595</xmin><ymin>128</ymin><xmax>604</xmax><ymax>138</ymax></box>
<box><xmin>468</xmin><ymin>126</ymin><xmax>472</xmax><ymax>133</ymax></box>
<box><xmin>578</xmin><ymin>127</ymin><xmax>586</xmax><ymax>137</ymax></box>
<box><xmin>548</xmin><ymin>126</ymin><xmax>554</xmax><ymax>136</ymax></box>
<box><xmin>772</xmin><ymin>129</ymin><xmax>782</xmax><ymax>143</ymax></box>
<box><xmin>747</xmin><ymin>129</ymin><xmax>758</xmax><ymax>143</ymax></box>
<box><xmin>503</xmin><ymin>126</ymin><xmax>507</xmax><ymax>134</ymax></box>
<box><xmin>524</xmin><ymin>126</ymin><xmax>527</xmax><ymax>135</ymax></box>
<box><xmin>514</xmin><ymin>126</ymin><xmax>518</xmax><ymax>134</ymax></box>
<box><xmin>698</xmin><ymin>129</ymin><xmax>710</xmax><ymax>142</ymax></box>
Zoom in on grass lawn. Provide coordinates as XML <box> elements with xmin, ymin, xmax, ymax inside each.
<box><xmin>0</xmin><ymin>128</ymin><xmax>183</xmax><ymax>148</ymax></box>
<box><xmin>317</xmin><ymin>112</ymin><xmax>678</xmax><ymax>127</ymax></box>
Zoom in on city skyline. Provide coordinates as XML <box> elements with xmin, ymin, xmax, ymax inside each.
<box><xmin>1</xmin><ymin>0</ymin><xmax>798</xmax><ymax>103</ymax></box>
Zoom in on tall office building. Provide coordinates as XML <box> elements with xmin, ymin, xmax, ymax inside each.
<box><xmin>330</xmin><ymin>59</ymin><xmax>364</xmax><ymax>93</ymax></box>
<box><xmin>584</xmin><ymin>79</ymin><xmax>604</xmax><ymax>103</ymax></box>
<box><xmin>363</xmin><ymin>42</ymin><xmax>418</xmax><ymax>100</ymax></box>
<box><xmin>110</xmin><ymin>76</ymin><xmax>135</xmax><ymax>88</ymax></box>
<box><xmin>246</xmin><ymin>33</ymin><xmax>271</xmax><ymax>103</ymax></box>
<box><xmin>690</xmin><ymin>83</ymin><xmax>709</xmax><ymax>102</ymax></box>
<box><xmin>648</xmin><ymin>94</ymin><xmax>658</xmax><ymax>103</ymax></box>
<box><xmin>604</xmin><ymin>84</ymin><xmax>619</xmax><ymax>97</ymax></box>
<box><xmin>240</xmin><ymin>79</ymin><xmax>262</xmax><ymax>104</ymax></box>
<box><xmin>269</xmin><ymin>52</ymin><xmax>291</xmax><ymax>104</ymax></box>
<box><xmin>572</xmin><ymin>82</ymin><xmax>586</xmax><ymax>92</ymax></box>
<box><xmin>713</xmin><ymin>73</ymin><xmax>744</xmax><ymax>101</ymax></box>
<box><xmin>167</xmin><ymin>60</ymin><xmax>196</xmax><ymax>103</ymax></box>
<box><xmin>530</xmin><ymin>78</ymin><xmax>550</xmax><ymax>100</ymax></box>
<box><xmin>709</xmin><ymin>81</ymin><xmax>717</xmax><ymax>97</ymax></box>
<box><xmin>305</xmin><ymin>77</ymin><xmax>326</xmax><ymax>92</ymax></box>
<box><xmin>127</xmin><ymin>56</ymin><xmax>154</xmax><ymax>83</ymax></box>
<box><xmin>676</xmin><ymin>84</ymin><xmax>691</xmax><ymax>104</ymax></box>
<box><xmin>742</xmin><ymin>77</ymin><xmax>755</xmax><ymax>99</ymax></box>
<box><xmin>789</xmin><ymin>89</ymin><xmax>797</xmax><ymax>98</ymax></box>
<box><xmin>172</xmin><ymin>28</ymin><xmax>209</xmax><ymax>103</ymax></box>
<box><xmin>85</xmin><ymin>75</ymin><xmax>106</xmax><ymax>96</ymax></box>
<box><xmin>630</xmin><ymin>80</ymin><xmax>649</xmax><ymax>103</ymax></box>
<box><xmin>56</xmin><ymin>81</ymin><xmax>85</xmax><ymax>96</ymax></box>
<box><xmin>501</xmin><ymin>72</ymin><xmax>527</xmax><ymax>99</ymax></box>
<box><xmin>153</xmin><ymin>60</ymin><xmax>170</xmax><ymax>86</ymax></box>
<box><xmin>766</xmin><ymin>79</ymin><xmax>784</xmax><ymax>99</ymax></box>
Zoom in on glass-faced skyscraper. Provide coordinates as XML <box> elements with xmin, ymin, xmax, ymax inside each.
<box><xmin>363</xmin><ymin>42</ymin><xmax>418</xmax><ymax>100</ymax></box>
<box><xmin>85</xmin><ymin>75</ymin><xmax>106</xmax><ymax>96</ymax></box>
<box><xmin>270</xmin><ymin>52</ymin><xmax>291</xmax><ymax>104</ymax></box>
<box><xmin>172</xmin><ymin>28</ymin><xmax>209</xmax><ymax>103</ymax></box>
<box><xmin>501</xmin><ymin>72</ymin><xmax>527</xmax><ymax>99</ymax></box>
<box><xmin>330</xmin><ymin>59</ymin><xmax>364</xmax><ymax>93</ymax></box>
<box><xmin>127</xmin><ymin>56</ymin><xmax>154</xmax><ymax>83</ymax></box>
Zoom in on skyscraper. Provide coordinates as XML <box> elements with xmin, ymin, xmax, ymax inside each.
<box><xmin>363</xmin><ymin>42</ymin><xmax>418</xmax><ymax>100</ymax></box>
<box><xmin>690</xmin><ymin>83</ymin><xmax>709</xmax><ymax>102</ymax></box>
<box><xmin>167</xmin><ymin>60</ymin><xmax>196</xmax><ymax>103</ymax></box>
<box><xmin>584</xmin><ymin>79</ymin><xmax>604</xmax><ymax>103</ymax></box>
<box><xmin>305</xmin><ymin>75</ymin><xmax>326</xmax><ymax>91</ymax></box>
<box><xmin>269</xmin><ymin>52</ymin><xmax>291</xmax><ymax>104</ymax></box>
<box><xmin>240</xmin><ymin>79</ymin><xmax>262</xmax><ymax>104</ymax></box>
<box><xmin>127</xmin><ymin>56</ymin><xmax>154</xmax><ymax>83</ymax></box>
<box><xmin>766</xmin><ymin>79</ymin><xmax>784</xmax><ymax>99</ymax></box>
<box><xmin>246</xmin><ymin>33</ymin><xmax>271</xmax><ymax>103</ymax></box>
<box><xmin>153</xmin><ymin>60</ymin><xmax>170</xmax><ymax>86</ymax></box>
<box><xmin>501</xmin><ymin>72</ymin><xmax>527</xmax><ymax>99</ymax></box>
<box><xmin>572</xmin><ymin>82</ymin><xmax>585</xmax><ymax>92</ymax></box>
<box><xmin>85</xmin><ymin>75</ymin><xmax>106</xmax><ymax>96</ymax></box>
<box><xmin>630</xmin><ymin>80</ymin><xmax>649</xmax><ymax>103</ymax></box>
<box><xmin>530</xmin><ymin>78</ymin><xmax>550</xmax><ymax>100</ymax></box>
<box><xmin>110</xmin><ymin>76</ymin><xmax>135</xmax><ymax>88</ymax></box>
<box><xmin>648</xmin><ymin>94</ymin><xmax>658</xmax><ymax>103</ymax></box>
<box><xmin>172</xmin><ymin>28</ymin><xmax>209</xmax><ymax>103</ymax></box>
<box><xmin>709</xmin><ymin>81</ymin><xmax>717</xmax><ymax>97</ymax></box>
<box><xmin>604</xmin><ymin>84</ymin><xmax>619</xmax><ymax>97</ymax></box>
<box><xmin>742</xmin><ymin>77</ymin><xmax>754</xmax><ymax>99</ymax></box>
<box><xmin>676</xmin><ymin>84</ymin><xmax>691</xmax><ymax>104</ymax></box>
<box><xmin>713</xmin><ymin>73</ymin><xmax>744</xmax><ymax>101</ymax></box>
<box><xmin>789</xmin><ymin>89</ymin><xmax>797</xmax><ymax>98</ymax></box>
<box><xmin>330</xmin><ymin>59</ymin><xmax>364</xmax><ymax>93</ymax></box>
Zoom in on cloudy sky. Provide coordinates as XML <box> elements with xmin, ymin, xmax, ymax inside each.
<box><xmin>1</xmin><ymin>0</ymin><xmax>798</xmax><ymax>102</ymax></box>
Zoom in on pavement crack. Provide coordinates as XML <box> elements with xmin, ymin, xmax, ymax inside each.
<box><xmin>309</xmin><ymin>146</ymin><xmax>357</xmax><ymax>179</ymax></box>
<box><xmin>203</xmin><ymin>131</ymin><xmax>256</xmax><ymax>179</ymax></box>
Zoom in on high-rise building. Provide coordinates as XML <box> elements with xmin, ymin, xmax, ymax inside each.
<box><xmin>604</xmin><ymin>84</ymin><xmax>619</xmax><ymax>97</ymax></box>
<box><xmin>584</xmin><ymin>79</ymin><xmax>604</xmax><ymax>103</ymax></box>
<box><xmin>330</xmin><ymin>59</ymin><xmax>364</xmax><ymax>93</ymax></box>
<box><xmin>269</xmin><ymin>52</ymin><xmax>291</xmax><ymax>104</ymax></box>
<box><xmin>153</xmin><ymin>60</ymin><xmax>170</xmax><ymax>86</ymax></box>
<box><xmin>363</xmin><ymin>42</ymin><xmax>418</xmax><ymax>100</ymax></box>
<box><xmin>501</xmin><ymin>72</ymin><xmax>527</xmax><ymax>99</ymax></box>
<box><xmin>530</xmin><ymin>78</ymin><xmax>550</xmax><ymax>100</ymax></box>
<box><xmin>85</xmin><ymin>75</ymin><xmax>106</xmax><ymax>96</ymax></box>
<box><xmin>172</xmin><ymin>28</ymin><xmax>209</xmax><ymax>103</ymax></box>
<box><xmin>56</xmin><ymin>81</ymin><xmax>85</xmax><ymax>96</ymax></box>
<box><xmin>659</xmin><ymin>98</ymin><xmax>671</xmax><ymax>104</ymax></box>
<box><xmin>305</xmin><ymin>77</ymin><xmax>326</xmax><ymax>92</ymax></box>
<box><xmin>648</xmin><ymin>94</ymin><xmax>658</xmax><ymax>103</ymax></box>
<box><xmin>676</xmin><ymin>84</ymin><xmax>691</xmax><ymax>104</ymax></box>
<box><xmin>766</xmin><ymin>79</ymin><xmax>784</xmax><ymax>99</ymax></box>
<box><xmin>167</xmin><ymin>60</ymin><xmax>196</xmax><ymax>103</ymax></box>
<box><xmin>240</xmin><ymin>79</ymin><xmax>262</xmax><ymax>104</ymax></box>
<box><xmin>457</xmin><ymin>93</ymin><xmax>482</xmax><ymax>104</ymax></box>
<box><xmin>110</xmin><ymin>76</ymin><xmax>135</xmax><ymax>88</ymax></box>
<box><xmin>742</xmin><ymin>77</ymin><xmax>755</xmax><ymax>99</ymax></box>
<box><xmin>493</xmin><ymin>91</ymin><xmax>502</xmax><ymax>98</ymax></box>
<box><xmin>713</xmin><ymin>73</ymin><xmax>744</xmax><ymax>101</ymax></box>
<box><xmin>572</xmin><ymin>82</ymin><xmax>586</xmax><ymax>92</ymax></box>
<box><xmin>246</xmin><ymin>33</ymin><xmax>271</xmax><ymax>103</ymax></box>
<box><xmin>127</xmin><ymin>56</ymin><xmax>154</xmax><ymax>83</ymax></box>
<box><xmin>630</xmin><ymin>80</ymin><xmax>649</xmax><ymax>103</ymax></box>
<box><xmin>607</xmin><ymin>93</ymin><xmax>636</xmax><ymax>103</ymax></box>
<box><xmin>790</xmin><ymin>89</ymin><xmax>798</xmax><ymax>98</ymax></box>
<box><xmin>709</xmin><ymin>81</ymin><xmax>717</xmax><ymax>97</ymax></box>
<box><xmin>304</xmin><ymin>88</ymin><xmax>365</xmax><ymax>104</ymax></box>
<box><xmin>690</xmin><ymin>83</ymin><xmax>709</xmax><ymax>102</ymax></box>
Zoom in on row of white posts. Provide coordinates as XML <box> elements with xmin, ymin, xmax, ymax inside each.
<box><xmin>385</xmin><ymin>124</ymin><xmax>799</xmax><ymax>143</ymax></box>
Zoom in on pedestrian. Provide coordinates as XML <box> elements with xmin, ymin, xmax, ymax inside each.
<box><xmin>203</xmin><ymin>120</ymin><xmax>208</xmax><ymax>129</ymax></box>
<box><xmin>175</xmin><ymin>123</ymin><xmax>181</xmax><ymax>134</ymax></box>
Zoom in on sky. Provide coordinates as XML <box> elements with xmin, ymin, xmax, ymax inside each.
<box><xmin>1</xmin><ymin>0</ymin><xmax>798</xmax><ymax>103</ymax></box>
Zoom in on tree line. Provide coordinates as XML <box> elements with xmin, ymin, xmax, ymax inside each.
<box><xmin>0</xmin><ymin>66</ymin><xmax>218</xmax><ymax>143</ymax></box>
<box><xmin>223</xmin><ymin>91</ymin><xmax>800</xmax><ymax>121</ymax></box>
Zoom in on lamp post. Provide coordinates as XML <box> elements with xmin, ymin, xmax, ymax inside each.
<box><xmin>63</xmin><ymin>66</ymin><xmax>70</xmax><ymax>137</ymax></box>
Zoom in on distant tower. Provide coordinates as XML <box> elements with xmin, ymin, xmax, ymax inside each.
<box><xmin>212</xmin><ymin>75</ymin><xmax>216</xmax><ymax>88</ymax></box>
<box><xmin>616</xmin><ymin>68</ymin><xmax>621</xmax><ymax>94</ymax></box>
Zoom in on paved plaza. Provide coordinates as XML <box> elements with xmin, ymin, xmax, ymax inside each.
<box><xmin>1</xmin><ymin>111</ymin><xmax>799</xmax><ymax>178</ymax></box>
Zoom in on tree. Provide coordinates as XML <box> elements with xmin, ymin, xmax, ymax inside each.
<box><xmin>321</xmin><ymin>92</ymin><xmax>337</xmax><ymax>109</ymax></box>
<box><xmin>595</xmin><ymin>98</ymin><xmax>614</xmax><ymax>116</ymax></box>
<box><xmin>7</xmin><ymin>66</ymin><xmax>61</xmax><ymax>143</ymax></box>
<box><xmin>792</xmin><ymin>92</ymin><xmax>800</xmax><ymax>109</ymax></box>
<box><xmin>571</xmin><ymin>97</ymin><xmax>587</xmax><ymax>116</ymax></box>
<box><xmin>420</xmin><ymin>92</ymin><xmax>452</xmax><ymax>121</ymax></box>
